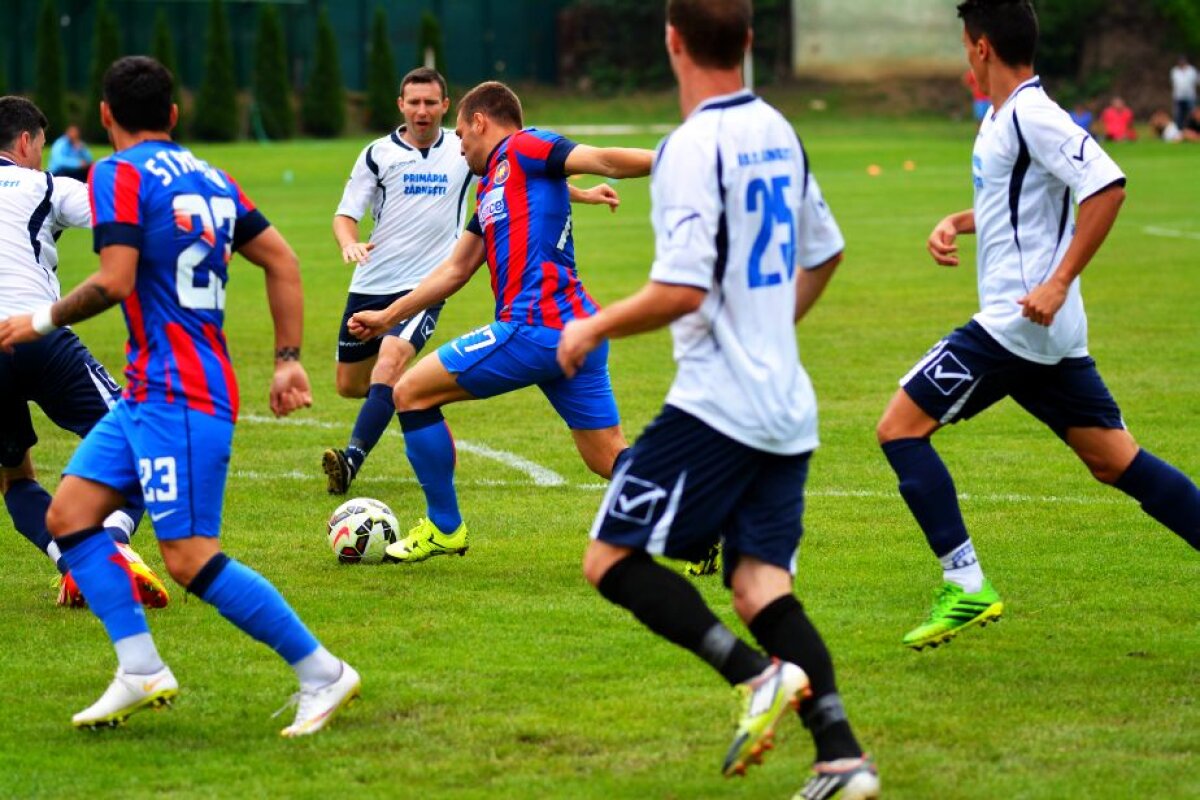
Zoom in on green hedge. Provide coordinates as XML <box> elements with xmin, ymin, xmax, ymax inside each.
<box><xmin>365</xmin><ymin>5</ymin><xmax>398</xmax><ymax>132</ymax></box>
<box><xmin>35</xmin><ymin>0</ymin><xmax>67</xmax><ymax>135</ymax></box>
<box><xmin>83</xmin><ymin>0</ymin><xmax>121</xmax><ymax>142</ymax></box>
<box><xmin>254</xmin><ymin>4</ymin><xmax>295</xmax><ymax>140</ymax></box>
<box><xmin>193</xmin><ymin>0</ymin><xmax>239</xmax><ymax>141</ymax></box>
<box><xmin>301</xmin><ymin>6</ymin><xmax>346</xmax><ymax>138</ymax></box>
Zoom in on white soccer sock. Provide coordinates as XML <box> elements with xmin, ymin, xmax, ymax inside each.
<box><xmin>46</xmin><ymin>540</ymin><xmax>62</xmax><ymax>567</ymax></box>
<box><xmin>114</xmin><ymin>633</ymin><xmax>166</xmax><ymax>675</ymax></box>
<box><xmin>293</xmin><ymin>646</ymin><xmax>343</xmax><ymax>691</ymax></box>
<box><xmin>940</xmin><ymin>539</ymin><xmax>985</xmax><ymax>594</ymax></box>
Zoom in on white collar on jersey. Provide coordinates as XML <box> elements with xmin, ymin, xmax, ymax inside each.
<box><xmin>691</xmin><ymin>88</ymin><xmax>756</xmax><ymax>118</ymax></box>
<box><xmin>990</xmin><ymin>75</ymin><xmax>1042</xmax><ymax>120</ymax></box>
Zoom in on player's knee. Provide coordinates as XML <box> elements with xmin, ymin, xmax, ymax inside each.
<box><xmin>1082</xmin><ymin>455</ymin><xmax>1126</xmax><ymax>485</ymax></box>
<box><xmin>335</xmin><ymin>373</ymin><xmax>368</xmax><ymax>399</ymax></box>
<box><xmin>582</xmin><ymin>543</ymin><xmax>622</xmax><ymax>588</ymax></box>
<box><xmin>392</xmin><ymin>373</ymin><xmax>432</xmax><ymax>413</ymax></box>
<box><xmin>44</xmin><ymin>500</ymin><xmax>72</xmax><ymax>537</ymax></box>
<box><xmin>875</xmin><ymin>414</ymin><xmax>904</xmax><ymax>445</ymax></box>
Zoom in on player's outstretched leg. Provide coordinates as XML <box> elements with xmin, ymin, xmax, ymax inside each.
<box><xmin>59</xmin><ymin>499</ymin><xmax>170</xmax><ymax>610</ymax></box>
<box><xmin>881</xmin><ymin>437</ymin><xmax>1003</xmax><ymax>649</ymax></box>
<box><xmin>384</xmin><ymin>407</ymin><xmax>467</xmax><ymax>562</ymax></box>
<box><xmin>4</xmin><ymin>476</ymin><xmax>61</xmax><ymax>569</ymax></box>
<box><xmin>1110</xmin><ymin>449</ymin><xmax>1200</xmax><ymax>550</ymax></box>
<box><xmin>324</xmin><ymin>383</ymin><xmax>396</xmax><ymax>495</ymax></box>
<box><xmin>182</xmin><ymin>552</ymin><xmax>360</xmax><ymax>737</ymax></box>
<box><xmin>744</xmin><ymin>593</ymin><xmax>880</xmax><ymax>798</ymax></box>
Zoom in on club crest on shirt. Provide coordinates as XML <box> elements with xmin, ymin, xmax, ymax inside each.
<box><xmin>478</xmin><ymin>186</ymin><xmax>508</xmax><ymax>229</ymax></box>
<box><xmin>492</xmin><ymin>158</ymin><xmax>510</xmax><ymax>186</ymax></box>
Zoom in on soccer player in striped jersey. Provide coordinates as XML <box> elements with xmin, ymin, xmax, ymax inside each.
<box><xmin>557</xmin><ymin>2</ymin><xmax>879</xmax><ymax>797</ymax></box>
<box><xmin>877</xmin><ymin>0</ymin><xmax>1199</xmax><ymax>652</ymax></box>
<box><xmin>348</xmin><ymin>81</ymin><xmax>653</xmax><ymax>563</ymax></box>
<box><xmin>0</xmin><ymin>95</ymin><xmax>168</xmax><ymax>609</ymax></box>
<box><xmin>324</xmin><ymin>67</ymin><xmax>619</xmax><ymax>496</ymax></box>
<box><xmin>0</xmin><ymin>57</ymin><xmax>359</xmax><ymax>735</ymax></box>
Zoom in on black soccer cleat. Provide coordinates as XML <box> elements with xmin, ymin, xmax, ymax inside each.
<box><xmin>322</xmin><ymin>448</ymin><xmax>355</xmax><ymax>495</ymax></box>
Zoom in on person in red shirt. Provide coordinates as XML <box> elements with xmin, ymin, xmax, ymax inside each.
<box><xmin>964</xmin><ymin>68</ymin><xmax>991</xmax><ymax>121</ymax></box>
<box><xmin>1100</xmin><ymin>97</ymin><xmax>1137</xmax><ymax>141</ymax></box>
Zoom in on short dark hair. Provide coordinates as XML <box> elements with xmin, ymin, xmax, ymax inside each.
<box><xmin>667</xmin><ymin>0</ymin><xmax>751</xmax><ymax>70</ymax></box>
<box><xmin>0</xmin><ymin>96</ymin><xmax>48</xmax><ymax>151</ymax></box>
<box><xmin>400</xmin><ymin>67</ymin><xmax>448</xmax><ymax>101</ymax></box>
<box><xmin>957</xmin><ymin>0</ymin><xmax>1038</xmax><ymax>67</ymax></box>
<box><xmin>457</xmin><ymin>81</ymin><xmax>523</xmax><ymax>129</ymax></box>
<box><xmin>103</xmin><ymin>56</ymin><xmax>174</xmax><ymax>133</ymax></box>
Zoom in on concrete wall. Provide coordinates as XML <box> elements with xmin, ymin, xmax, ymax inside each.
<box><xmin>793</xmin><ymin>0</ymin><xmax>965</xmax><ymax>80</ymax></box>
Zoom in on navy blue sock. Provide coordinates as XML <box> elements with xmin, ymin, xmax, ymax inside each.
<box><xmin>1114</xmin><ymin>450</ymin><xmax>1199</xmax><ymax>550</ymax></box>
<box><xmin>189</xmin><ymin>554</ymin><xmax>320</xmax><ymax>664</ymax></box>
<box><xmin>58</xmin><ymin>527</ymin><xmax>149</xmax><ymax>641</ymax></box>
<box><xmin>345</xmin><ymin>383</ymin><xmax>396</xmax><ymax>475</ymax></box>
<box><xmin>4</xmin><ymin>479</ymin><xmax>58</xmax><ymax>569</ymax></box>
<box><xmin>882</xmin><ymin>437</ymin><xmax>970</xmax><ymax>557</ymax></box>
<box><xmin>399</xmin><ymin>408</ymin><xmax>462</xmax><ymax>533</ymax></box>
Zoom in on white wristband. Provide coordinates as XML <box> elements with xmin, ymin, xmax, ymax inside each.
<box><xmin>31</xmin><ymin>305</ymin><xmax>58</xmax><ymax>336</ymax></box>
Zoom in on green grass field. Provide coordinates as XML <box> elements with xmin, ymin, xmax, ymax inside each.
<box><xmin>0</xmin><ymin>117</ymin><xmax>1196</xmax><ymax>799</ymax></box>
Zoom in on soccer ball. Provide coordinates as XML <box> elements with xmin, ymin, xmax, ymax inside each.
<box><xmin>326</xmin><ymin>498</ymin><xmax>399</xmax><ymax>564</ymax></box>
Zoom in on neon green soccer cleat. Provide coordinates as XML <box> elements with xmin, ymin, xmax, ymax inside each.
<box><xmin>723</xmin><ymin>659</ymin><xmax>809</xmax><ymax>777</ymax></box>
<box><xmin>383</xmin><ymin>518</ymin><xmax>469</xmax><ymax>563</ymax></box>
<box><xmin>903</xmin><ymin>579</ymin><xmax>1004</xmax><ymax>651</ymax></box>
<box><xmin>684</xmin><ymin>543</ymin><xmax>722</xmax><ymax>577</ymax></box>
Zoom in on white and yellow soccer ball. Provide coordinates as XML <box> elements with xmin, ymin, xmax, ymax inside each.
<box><xmin>326</xmin><ymin>498</ymin><xmax>399</xmax><ymax>564</ymax></box>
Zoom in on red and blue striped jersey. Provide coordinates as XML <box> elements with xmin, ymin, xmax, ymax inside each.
<box><xmin>89</xmin><ymin>140</ymin><xmax>270</xmax><ymax>422</ymax></box>
<box><xmin>466</xmin><ymin>129</ymin><xmax>598</xmax><ymax>329</ymax></box>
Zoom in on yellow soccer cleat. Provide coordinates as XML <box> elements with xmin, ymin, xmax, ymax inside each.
<box><xmin>383</xmin><ymin>518</ymin><xmax>468</xmax><ymax>563</ymax></box>
<box><xmin>723</xmin><ymin>659</ymin><xmax>809</xmax><ymax>778</ymax></box>
<box><xmin>116</xmin><ymin>543</ymin><xmax>171</xmax><ymax>609</ymax></box>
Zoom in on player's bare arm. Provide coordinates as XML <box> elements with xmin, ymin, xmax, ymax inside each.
<box><xmin>0</xmin><ymin>245</ymin><xmax>136</xmax><ymax>352</ymax></box>
<box><xmin>795</xmin><ymin>252</ymin><xmax>843</xmax><ymax>323</ymax></box>
<box><xmin>927</xmin><ymin>209</ymin><xmax>976</xmax><ymax>267</ymax></box>
<box><xmin>557</xmin><ymin>281</ymin><xmax>706</xmax><ymax>377</ymax></box>
<box><xmin>333</xmin><ymin>214</ymin><xmax>375</xmax><ymax>265</ymax></box>
<box><xmin>568</xmin><ymin>182</ymin><xmax>621</xmax><ymax>212</ymax></box>
<box><xmin>237</xmin><ymin>226</ymin><xmax>313</xmax><ymax>417</ymax></box>
<box><xmin>563</xmin><ymin>145</ymin><xmax>655</xmax><ymax>179</ymax></box>
<box><xmin>1019</xmin><ymin>183</ymin><xmax>1125</xmax><ymax>326</ymax></box>
<box><xmin>349</xmin><ymin>231</ymin><xmax>487</xmax><ymax>341</ymax></box>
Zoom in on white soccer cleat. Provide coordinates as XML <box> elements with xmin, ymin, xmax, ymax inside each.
<box><xmin>72</xmin><ymin>666</ymin><xmax>179</xmax><ymax>729</ymax></box>
<box><xmin>278</xmin><ymin>661</ymin><xmax>361</xmax><ymax>737</ymax></box>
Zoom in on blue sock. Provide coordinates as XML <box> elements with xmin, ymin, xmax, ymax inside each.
<box><xmin>4</xmin><ymin>479</ymin><xmax>60</xmax><ymax>571</ymax></box>
<box><xmin>57</xmin><ymin>527</ymin><xmax>149</xmax><ymax>641</ymax></box>
<box><xmin>189</xmin><ymin>554</ymin><xmax>320</xmax><ymax>664</ymax></box>
<box><xmin>399</xmin><ymin>408</ymin><xmax>462</xmax><ymax>533</ymax></box>
<box><xmin>882</xmin><ymin>438</ymin><xmax>970</xmax><ymax>557</ymax></box>
<box><xmin>1114</xmin><ymin>449</ymin><xmax>1199</xmax><ymax>550</ymax></box>
<box><xmin>345</xmin><ymin>383</ymin><xmax>396</xmax><ymax>475</ymax></box>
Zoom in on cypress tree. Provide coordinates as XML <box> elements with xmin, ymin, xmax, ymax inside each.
<box><xmin>415</xmin><ymin>11</ymin><xmax>447</xmax><ymax>78</ymax></box>
<box><xmin>82</xmin><ymin>0</ymin><xmax>122</xmax><ymax>142</ymax></box>
<box><xmin>151</xmin><ymin>7</ymin><xmax>185</xmax><ymax>135</ymax></box>
<box><xmin>0</xmin><ymin>66</ymin><xmax>7</xmax><ymax>97</ymax></box>
<box><xmin>365</xmin><ymin>6</ymin><xmax>397</xmax><ymax>132</ymax></box>
<box><xmin>193</xmin><ymin>0</ymin><xmax>239</xmax><ymax>141</ymax></box>
<box><xmin>301</xmin><ymin>6</ymin><xmax>345</xmax><ymax>138</ymax></box>
<box><xmin>34</xmin><ymin>0</ymin><xmax>67</xmax><ymax>135</ymax></box>
<box><xmin>254</xmin><ymin>4</ymin><xmax>294</xmax><ymax>139</ymax></box>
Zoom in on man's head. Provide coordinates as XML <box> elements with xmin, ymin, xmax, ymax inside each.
<box><xmin>398</xmin><ymin>67</ymin><xmax>450</xmax><ymax>147</ymax></box>
<box><xmin>64</xmin><ymin>124</ymin><xmax>81</xmax><ymax>143</ymax></box>
<box><xmin>665</xmin><ymin>0</ymin><xmax>752</xmax><ymax>74</ymax></box>
<box><xmin>455</xmin><ymin>81</ymin><xmax>523</xmax><ymax>175</ymax></box>
<box><xmin>101</xmin><ymin>56</ymin><xmax>177</xmax><ymax>138</ymax></box>
<box><xmin>957</xmin><ymin>0</ymin><xmax>1038</xmax><ymax>87</ymax></box>
<box><xmin>0</xmin><ymin>96</ymin><xmax>48</xmax><ymax>169</ymax></box>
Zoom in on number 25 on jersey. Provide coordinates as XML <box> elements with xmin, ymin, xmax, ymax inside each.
<box><xmin>746</xmin><ymin>175</ymin><xmax>796</xmax><ymax>289</ymax></box>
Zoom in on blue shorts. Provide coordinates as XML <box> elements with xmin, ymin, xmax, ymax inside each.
<box><xmin>0</xmin><ymin>328</ymin><xmax>120</xmax><ymax>467</ymax></box>
<box><xmin>901</xmin><ymin>320</ymin><xmax>1125</xmax><ymax>440</ymax></box>
<box><xmin>337</xmin><ymin>290</ymin><xmax>444</xmax><ymax>363</ymax></box>
<box><xmin>64</xmin><ymin>401</ymin><xmax>232</xmax><ymax>540</ymax></box>
<box><xmin>437</xmin><ymin>321</ymin><xmax>619</xmax><ymax>430</ymax></box>
<box><xmin>591</xmin><ymin>406</ymin><xmax>811</xmax><ymax>585</ymax></box>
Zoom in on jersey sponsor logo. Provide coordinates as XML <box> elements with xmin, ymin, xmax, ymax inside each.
<box><xmin>1058</xmin><ymin>133</ymin><xmax>1101</xmax><ymax>170</ymax></box>
<box><xmin>608</xmin><ymin>475</ymin><xmax>668</xmax><ymax>525</ymax></box>
<box><xmin>923</xmin><ymin>351</ymin><xmax>974</xmax><ymax>396</ymax></box>
<box><xmin>972</xmin><ymin>154</ymin><xmax>984</xmax><ymax>189</ymax></box>
<box><xmin>477</xmin><ymin>186</ymin><xmax>508</xmax><ymax>229</ymax></box>
<box><xmin>493</xmin><ymin>159</ymin><xmax>510</xmax><ymax>186</ymax></box>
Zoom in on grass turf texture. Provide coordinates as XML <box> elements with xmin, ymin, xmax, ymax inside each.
<box><xmin>0</xmin><ymin>118</ymin><xmax>1196</xmax><ymax>799</ymax></box>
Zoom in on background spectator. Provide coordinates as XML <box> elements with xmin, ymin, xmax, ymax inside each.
<box><xmin>1070</xmin><ymin>103</ymin><xmax>1094</xmax><ymax>133</ymax></box>
<box><xmin>964</xmin><ymin>68</ymin><xmax>990</xmax><ymax>122</ymax></box>
<box><xmin>1100</xmin><ymin>97</ymin><xmax>1138</xmax><ymax>141</ymax></box>
<box><xmin>46</xmin><ymin>124</ymin><xmax>92</xmax><ymax>180</ymax></box>
<box><xmin>1170</xmin><ymin>55</ymin><xmax>1198</xmax><ymax>130</ymax></box>
<box><xmin>1149</xmin><ymin>110</ymin><xmax>1183</xmax><ymax>142</ymax></box>
<box><xmin>1185</xmin><ymin>107</ymin><xmax>1200</xmax><ymax>141</ymax></box>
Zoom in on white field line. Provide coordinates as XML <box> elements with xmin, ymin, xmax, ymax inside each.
<box><xmin>1143</xmin><ymin>225</ymin><xmax>1200</xmax><ymax>241</ymax></box>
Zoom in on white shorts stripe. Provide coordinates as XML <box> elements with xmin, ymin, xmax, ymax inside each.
<box><xmin>900</xmin><ymin>340</ymin><xmax>948</xmax><ymax>387</ymax></box>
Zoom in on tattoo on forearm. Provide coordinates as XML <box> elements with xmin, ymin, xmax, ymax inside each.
<box><xmin>275</xmin><ymin>346</ymin><xmax>301</xmax><ymax>362</ymax></box>
<box><xmin>54</xmin><ymin>282</ymin><xmax>116</xmax><ymax>327</ymax></box>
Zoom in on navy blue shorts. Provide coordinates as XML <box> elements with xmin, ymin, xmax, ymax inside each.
<box><xmin>901</xmin><ymin>320</ymin><xmax>1125</xmax><ymax>439</ymax></box>
<box><xmin>337</xmin><ymin>290</ymin><xmax>444</xmax><ymax>363</ymax></box>
<box><xmin>0</xmin><ymin>328</ymin><xmax>121</xmax><ymax>467</ymax></box>
<box><xmin>591</xmin><ymin>406</ymin><xmax>811</xmax><ymax>584</ymax></box>
<box><xmin>437</xmin><ymin>321</ymin><xmax>619</xmax><ymax>430</ymax></box>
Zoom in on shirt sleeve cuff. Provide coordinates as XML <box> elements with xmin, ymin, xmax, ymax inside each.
<box><xmin>233</xmin><ymin>210</ymin><xmax>271</xmax><ymax>251</ymax></box>
<box><xmin>546</xmin><ymin>139</ymin><xmax>578</xmax><ymax>178</ymax></box>
<box><xmin>93</xmin><ymin>222</ymin><xmax>143</xmax><ymax>253</ymax></box>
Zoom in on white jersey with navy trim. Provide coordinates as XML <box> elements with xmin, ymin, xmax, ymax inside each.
<box><xmin>649</xmin><ymin>89</ymin><xmax>845</xmax><ymax>455</ymax></box>
<box><xmin>971</xmin><ymin>76</ymin><xmax>1126</xmax><ymax>364</ymax></box>
<box><xmin>0</xmin><ymin>159</ymin><xmax>90</xmax><ymax>317</ymax></box>
<box><xmin>335</xmin><ymin>127</ymin><xmax>475</xmax><ymax>295</ymax></box>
